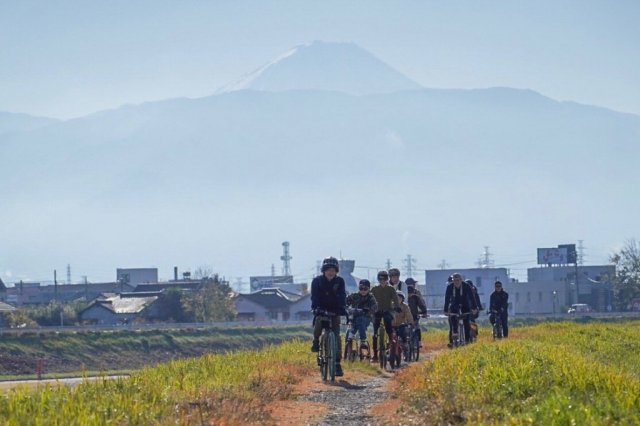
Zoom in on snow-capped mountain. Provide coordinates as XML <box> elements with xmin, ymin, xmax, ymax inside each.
<box><xmin>218</xmin><ymin>40</ymin><xmax>422</xmax><ymax>95</ymax></box>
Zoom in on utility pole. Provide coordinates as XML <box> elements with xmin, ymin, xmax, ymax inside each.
<box><xmin>66</xmin><ymin>264</ymin><xmax>71</xmax><ymax>285</ymax></box>
<box><xmin>438</xmin><ymin>259</ymin><xmax>450</xmax><ymax>270</ymax></box>
<box><xmin>386</xmin><ymin>259</ymin><xmax>392</xmax><ymax>270</ymax></box>
<box><xmin>54</xmin><ymin>269</ymin><xmax>58</xmax><ymax>301</ymax></box>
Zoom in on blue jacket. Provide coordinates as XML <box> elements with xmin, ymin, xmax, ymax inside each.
<box><xmin>311</xmin><ymin>274</ymin><xmax>347</xmax><ymax>315</ymax></box>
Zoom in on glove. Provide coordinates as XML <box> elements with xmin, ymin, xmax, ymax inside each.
<box><xmin>394</xmin><ymin>306</ymin><xmax>402</xmax><ymax>313</ymax></box>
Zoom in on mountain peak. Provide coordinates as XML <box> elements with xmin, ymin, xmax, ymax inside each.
<box><xmin>218</xmin><ymin>41</ymin><xmax>422</xmax><ymax>95</ymax></box>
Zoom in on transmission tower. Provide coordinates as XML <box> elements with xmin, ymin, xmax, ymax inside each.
<box><xmin>67</xmin><ymin>264</ymin><xmax>71</xmax><ymax>284</ymax></box>
<box><xmin>577</xmin><ymin>240</ymin><xmax>585</xmax><ymax>266</ymax></box>
<box><xmin>438</xmin><ymin>259</ymin><xmax>450</xmax><ymax>270</ymax></box>
<box><xmin>385</xmin><ymin>258</ymin><xmax>392</xmax><ymax>270</ymax></box>
<box><xmin>478</xmin><ymin>246</ymin><xmax>494</xmax><ymax>268</ymax></box>
<box><xmin>280</xmin><ymin>241</ymin><xmax>292</xmax><ymax>276</ymax></box>
<box><xmin>404</xmin><ymin>254</ymin><xmax>417</xmax><ymax>278</ymax></box>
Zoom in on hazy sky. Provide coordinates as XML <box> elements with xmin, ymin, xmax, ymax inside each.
<box><xmin>2</xmin><ymin>1</ymin><xmax>638</xmax><ymax>287</ymax></box>
<box><xmin>1</xmin><ymin>1</ymin><xmax>639</xmax><ymax>119</ymax></box>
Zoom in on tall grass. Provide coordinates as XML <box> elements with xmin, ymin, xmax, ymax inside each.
<box><xmin>398</xmin><ymin>321</ymin><xmax>640</xmax><ymax>424</ymax></box>
<box><xmin>0</xmin><ymin>341</ymin><xmax>317</xmax><ymax>425</ymax></box>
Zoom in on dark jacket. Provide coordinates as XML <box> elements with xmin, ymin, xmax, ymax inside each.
<box><xmin>443</xmin><ymin>282</ymin><xmax>477</xmax><ymax>313</ymax></box>
<box><xmin>467</xmin><ymin>282</ymin><xmax>484</xmax><ymax>311</ymax></box>
<box><xmin>311</xmin><ymin>274</ymin><xmax>347</xmax><ymax>315</ymax></box>
<box><xmin>407</xmin><ymin>292</ymin><xmax>427</xmax><ymax>318</ymax></box>
<box><xmin>490</xmin><ymin>291</ymin><xmax>509</xmax><ymax>313</ymax></box>
<box><xmin>346</xmin><ymin>292</ymin><xmax>378</xmax><ymax>318</ymax></box>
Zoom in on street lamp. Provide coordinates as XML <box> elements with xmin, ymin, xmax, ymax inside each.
<box><xmin>552</xmin><ymin>290</ymin><xmax>557</xmax><ymax>316</ymax></box>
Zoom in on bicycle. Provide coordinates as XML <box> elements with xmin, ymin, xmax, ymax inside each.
<box><xmin>489</xmin><ymin>309</ymin><xmax>504</xmax><ymax>340</ymax></box>
<box><xmin>388</xmin><ymin>327</ymin><xmax>403</xmax><ymax>369</ymax></box>
<box><xmin>344</xmin><ymin>308</ymin><xmax>365</xmax><ymax>363</ymax></box>
<box><xmin>407</xmin><ymin>316</ymin><xmax>424</xmax><ymax>362</ymax></box>
<box><xmin>376</xmin><ymin>322</ymin><xmax>388</xmax><ymax>370</ymax></box>
<box><xmin>315</xmin><ymin>309</ymin><xmax>339</xmax><ymax>381</ymax></box>
<box><xmin>446</xmin><ymin>310</ymin><xmax>472</xmax><ymax>348</ymax></box>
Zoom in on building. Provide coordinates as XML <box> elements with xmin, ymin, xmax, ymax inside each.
<box><xmin>116</xmin><ymin>268</ymin><xmax>158</xmax><ymax>287</ymax></box>
<box><xmin>5</xmin><ymin>281</ymin><xmax>135</xmax><ymax>306</ymax></box>
<box><xmin>78</xmin><ymin>292</ymin><xmax>161</xmax><ymax>325</ymax></box>
<box><xmin>524</xmin><ymin>264</ymin><xmax>614</xmax><ymax>312</ymax></box>
<box><xmin>233</xmin><ymin>288</ymin><xmax>305</xmax><ymax>321</ymax></box>
<box><xmin>424</xmin><ymin>268</ymin><xmax>511</xmax><ymax>313</ymax></box>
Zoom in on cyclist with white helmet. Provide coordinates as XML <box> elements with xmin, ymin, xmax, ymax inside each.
<box><xmin>311</xmin><ymin>256</ymin><xmax>347</xmax><ymax>376</ymax></box>
<box><xmin>391</xmin><ymin>292</ymin><xmax>413</xmax><ymax>352</ymax></box>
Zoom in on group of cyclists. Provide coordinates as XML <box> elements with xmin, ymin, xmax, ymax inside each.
<box><xmin>310</xmin><ymin>256</ymin><xmax>509</xmax><ymax>376</ymax></box>
<box><xmin>310</xmin><ymin>257</ymin><xmax>427</xmax><ymax>376</ymax></box>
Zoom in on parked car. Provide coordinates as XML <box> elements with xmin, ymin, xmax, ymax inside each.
<box><xmin>567</xmin><ymin>303</ymin><xmax>592</xmax><ymax>314</ymax></box>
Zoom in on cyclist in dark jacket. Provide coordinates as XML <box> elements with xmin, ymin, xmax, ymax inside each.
<box><xmin>311</xmin><ymin>256</ymin><xmax>347</xmax><ymax>376</ymax></box>
<box><xmin>444</xmin><ymin>273</ymin><xmax>478</xmax><ymax>346</ymax></box>
<box><xmin>405</xmin><ymin>278</ymin><xmax>427</xmax><ymax>346</ymax></box>
<box><xmin>346</xmin><ymin>279</ymin><xmax>378</xmax><ymax>345</ymax></box>
<box><xmin>465</xmin><ymin>279</ymin><xmax>483</xmax><ymax>341</ymax></box>
<box><xmin>489</xmin><ymin>280</ymin><xmax>509</xmax><ymax>337</ymax></box>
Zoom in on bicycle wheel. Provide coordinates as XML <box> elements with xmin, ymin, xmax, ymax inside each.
<box><xmin>320</xmin><ymin>333</ymin><xmax>328</xmax><ymax>381</ymax></box>
<box><xmin>344</xmin><ymin>337</ymin><xmax>354</xmax><ymax>362</ymax></box>
<box><xmin>412</xmin><ymin>332</ymin><xmax>420</xmax><ymax>361</ymax></box>
<box><xmin>459</xmin><ymin>320</ymin><xmax>466</xmax><ymax>346</ymax></box>
<box><xmin>388</xmin><ymin>338</ymin><xmax>397</xmax><ymax>369</ymax></box>
<box><xmin>327</xmin><ymin>331</ymin><xmax>337</xmax><ymax>382</ymax></box>
<box><xmin>378</xmin><ymin>330</ymin><xmax>387</xmax><ymax>369</ymax></box>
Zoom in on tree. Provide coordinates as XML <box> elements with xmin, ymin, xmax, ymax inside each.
<box><xmin>182</xmin><ymin>275</ymin><xmax>236</xmax><ymax>322</ymax></box>
<box><xmin>610</xmin><ymin>239</ymin><xmax>640</xmax><ymax>310</ymax></box>
<box><xmin>155</xmin><ymin>287</ymin><xmax>187</xmax><ymax>322</ymax></box>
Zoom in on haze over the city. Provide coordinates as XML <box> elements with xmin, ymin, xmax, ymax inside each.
<box><xmin>1</xmin><ymin>1</ymin><xmax>639</xmax><ymax>287</ymax></box>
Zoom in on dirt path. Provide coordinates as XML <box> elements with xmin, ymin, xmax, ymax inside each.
<box><xmin>268</xmin><ymin>347</ymin><xmax>442</xmax><ymax>425</ymax></box>
<box><xmin>268</xmin><ymin>365</ymin><xmax>408</xmax><ymax>426</ymax></box>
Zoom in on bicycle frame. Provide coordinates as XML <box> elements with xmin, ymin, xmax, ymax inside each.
<box><xmin>316</xmin><ymin>310</ymin><xmax>338</xmax><ymax>381</ymax></box>
<box><xmin>447</xmin><ymin>310</ymin><xmax>471</xmax><ymax>347</ymax></box>
<box><xmin>490</xmin><ymin>310</ymin><xmax>504</xmax><ymax>340</ymax></box>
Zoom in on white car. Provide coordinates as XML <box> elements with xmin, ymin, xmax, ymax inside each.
<box><xmin>567</xmin><ymin>303</ymin><xmax>592</xmax><ymax>314</ymax></box>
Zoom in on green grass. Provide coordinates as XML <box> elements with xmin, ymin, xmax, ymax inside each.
<box><xmin>0</xmin><ymin>340</ymin><xmax>318</xmax><ymax>425</ymax></box>
<box><xmin>399</xmin><ymin>321</ymin><xmax>640</xmax><ymax>425</ymax></box>
<box><xmin>0</xmin><ymin>325</ymin><xmax>313</xmax><ymax>379</ymax></box>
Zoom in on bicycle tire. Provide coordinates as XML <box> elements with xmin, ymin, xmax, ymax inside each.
<box><xmin>378</xmin><ymin>329</ymin><xmax>387</xmax><ymax>369</ymax></box>
<box><xmin>320</xmin><ymin>333</ymin><xmax>328</xmax><ymax>381</ymax></box>
<box><xmin>412</xmin><ymin>333</ymin><xmax>420</xmax><ymax>361</ymax></box>
<box><xmin>345</xmin><ymin>338</ymin><xmax>356</xmax><ymax>362</ymax></box>
<box><xmin>459</xmin><ymin>319</ymin><xmax>466</xmax><ymax>346</ymax></box>
<box><xmin>327</xmin><ymin>331</ymin><xmax>337</xmax><ymax>382</ymax></box>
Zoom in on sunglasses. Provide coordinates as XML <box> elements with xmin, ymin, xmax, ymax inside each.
<box><xmin>359</xmin><ymin>286</ymin><xmax>369</xmax><ymax>291</ymax></box>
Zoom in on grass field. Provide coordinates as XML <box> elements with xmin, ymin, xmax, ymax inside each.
<box><xmin>0</xmin><ymin>321</ymin><xmax>638</xmax><ymax>424</ymax></box>
<box><xmin>398</xmin><ymin>321</ymin><xmax>640</xmax><ymax>425</ymax></box>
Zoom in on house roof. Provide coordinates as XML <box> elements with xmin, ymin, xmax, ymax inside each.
<box><xmin>133</xmin><ymin>282</ymin><xmax>202</xmax><ymax>292</ymax></box>
<box><xmin>0</xmin><ymin>301</ymin><xmax>16</xmax><ymax>312</ymax></box>
<box><xmin>82</xmin><ymin>294</ymin><xmax>159</xmax><ymax>315</ymax></box>
<box><xmin>236</xmin><ymin>287</ymin><xmax>294</xmax><ymax>309</ymax></box>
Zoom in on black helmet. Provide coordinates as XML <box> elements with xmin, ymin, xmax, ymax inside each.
<box><xmin>321</xmin><ymin>257</ymin><xmax>339</xmax><ymax>273</ymax></box>
<box><xmin>388</xmin><ymin>268</ymin><xmax>400</xmax><ymax>277</ymax></box>
<box><xmin>405</xmin><ymin>277</ymin><xmax>418</xmax><ymax>286</ymax></box>
<box><xmin>377</xmin><ymin>270</ymin><xmax>389</xmax><ymax>279</ymax></box>
<box><xmin>359</xmin><ymin>279</ymin><xmax>371</xmax><ymax>288</ymax></box>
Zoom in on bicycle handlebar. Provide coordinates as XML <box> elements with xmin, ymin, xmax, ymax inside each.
<box><xmin>313</xmin><ymin>309</ymin><xmax>339</xmax><ymax>317</ymax></box>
